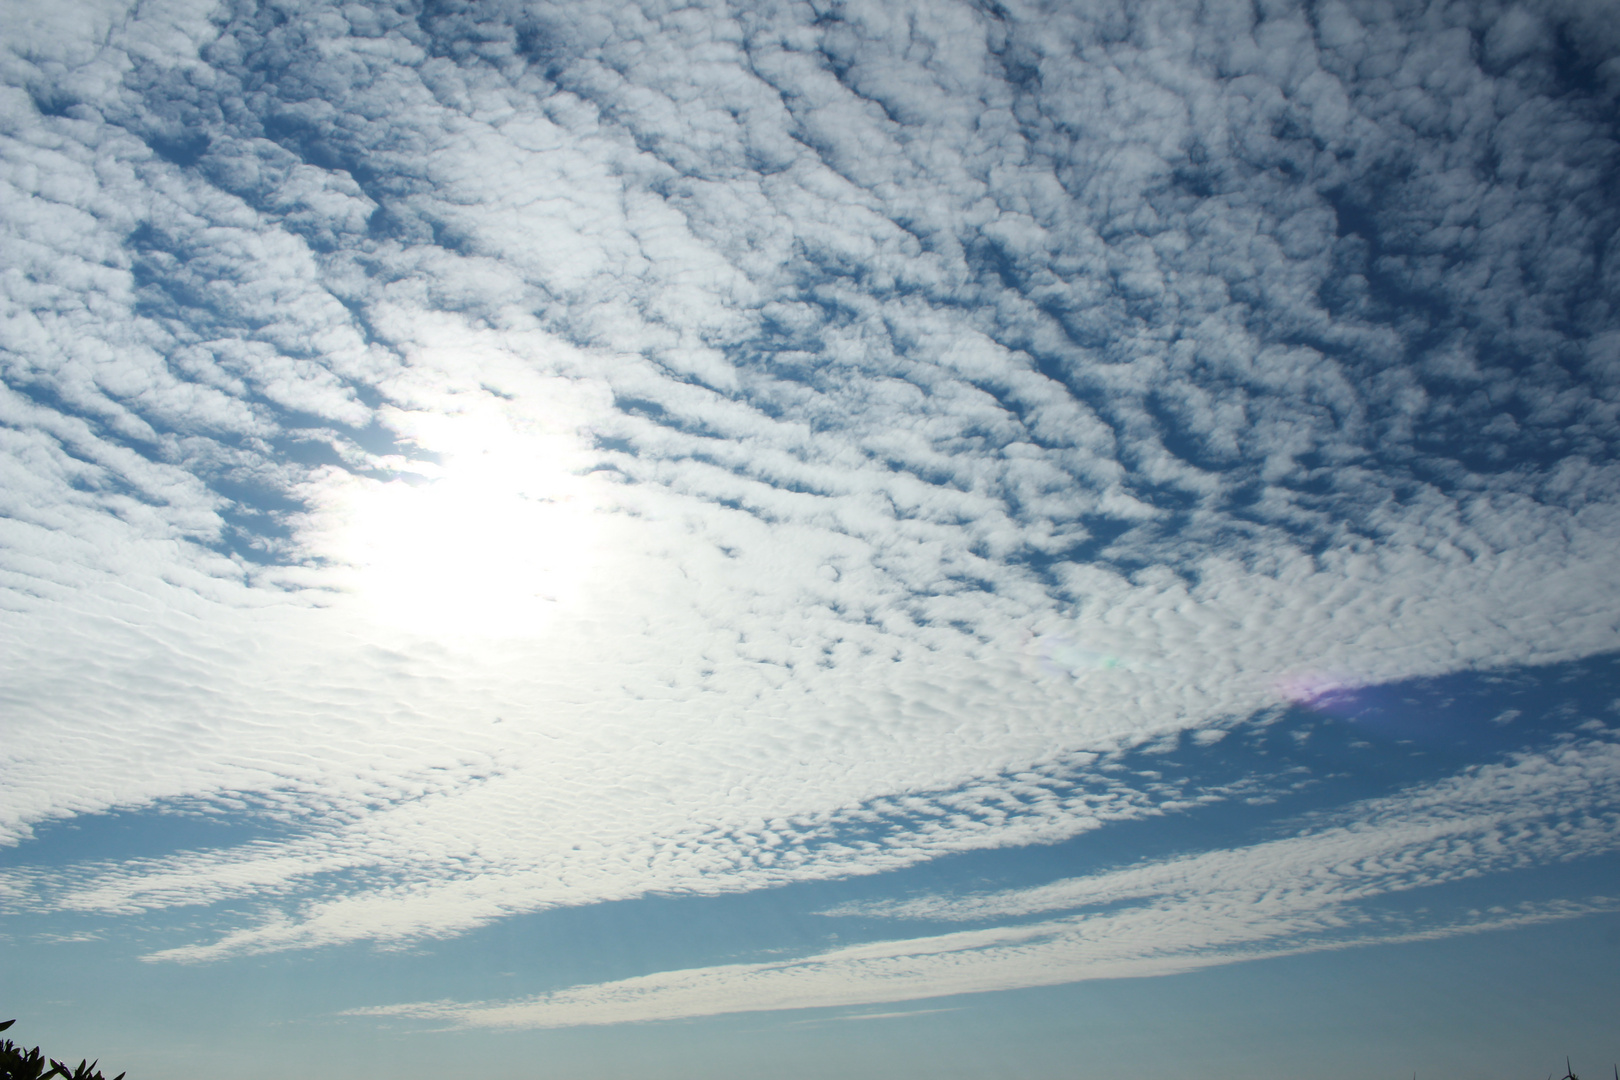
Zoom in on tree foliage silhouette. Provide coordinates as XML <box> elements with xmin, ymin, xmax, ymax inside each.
<box><xmin>0</xmin><ymin>1021</ymin><xmax>123</xmax><ymax>1080</ymax></box>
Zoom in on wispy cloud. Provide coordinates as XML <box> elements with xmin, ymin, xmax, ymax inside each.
<box><xmin>354</xmin><ymin>733</ymin><xmax>1620</xmax><ymax>1028</ymax></box>
<box><xmin>824</xmin><ymin>732</ymin><xmax>1620</xmax><ymax>924</ymax></box>
<box><xmin>355</xmin><ymin>899</ymin><xmax>1619</xmax><ymax>1030</ymax></box>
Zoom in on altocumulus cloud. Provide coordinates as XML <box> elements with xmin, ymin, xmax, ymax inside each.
<box><xmin>353</xmin><ymin>730</ymin><xmax>1620</xmax><ymax>1027</ymax></box>
<box><xmin>3</xmin><ymin>0</ymin><xmax>1620</xmax><ymax>1021</ymax></box>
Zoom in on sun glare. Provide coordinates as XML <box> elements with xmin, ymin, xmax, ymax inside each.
<box><xmin>318</xmin><ymin>417</ymin><xmax>600</xmax><ymax>640</ymax></box>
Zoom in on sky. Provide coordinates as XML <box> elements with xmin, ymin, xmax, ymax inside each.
<box><xmin>2</xmin><ymin>0</ymin><xmax>1619</xmax><ymax>1076</ymax></box>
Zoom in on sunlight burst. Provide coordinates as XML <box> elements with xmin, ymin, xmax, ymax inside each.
<box><xmin>316</xmin><ymin>416</ymin><xmax>600</xmax><ymax>640</ymax></box>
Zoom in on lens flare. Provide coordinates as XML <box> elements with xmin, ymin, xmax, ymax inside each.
<box><xmin>1026</xmin><ymin>633</ymin><xmax>1125</xmax><ymax>679</ymax></box>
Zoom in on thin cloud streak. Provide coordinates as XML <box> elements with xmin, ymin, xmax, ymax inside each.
<box><xmin>356</xmin><ymin>901</ymin><xmax>1619</xmax><ymax>1030</ymax></box>
<box><xmin>351</xmin><ymin>734</ymin><xmax>1620</xmax><ymax>1029</ymax></box>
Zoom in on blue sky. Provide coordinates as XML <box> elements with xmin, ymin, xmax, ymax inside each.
<box><xmin>2</xmin><ymin>0</ymin><xmax>1620</xmax><ymax>1075</ymax></box>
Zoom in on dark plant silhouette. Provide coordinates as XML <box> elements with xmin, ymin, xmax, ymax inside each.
<box><xmin>0</xmin><ymin>1022</ymin><xmax>123</xmax><ymax>1080</ymax></box>
<box><xmin>1549</xmin><ymin>1059</ymin><xmax>1620</xmax><ymax>1080</ymax></box>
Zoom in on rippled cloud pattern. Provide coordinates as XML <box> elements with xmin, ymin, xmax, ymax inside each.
<box><xmin>3</xmin><ymin>0</ymin><xmax>1620</xmax><ymax>1068</ymax></box>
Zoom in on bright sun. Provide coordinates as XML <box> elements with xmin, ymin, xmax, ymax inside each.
<box><xmin>315</xmin><ymin>415</ymin><xmax>600</xmax><ymax>640</ymax></box>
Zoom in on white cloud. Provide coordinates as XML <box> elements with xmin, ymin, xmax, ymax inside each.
<box><xmin>350</xmin><ymin>734</ymin><xmax>1620</xmax><ymax>1029</ymax></box>
<box><xmin>828</xmin><ymin>732</ymin><xmax>1620</xmax><ymax>923</ymax></box>
<box><xmin>1</xmin><ymin>0</ymin><xmax>1618</xmax><ymax>968</ymax></box>
<box><xmin>355</xmin><ymin>898</ymin><xmax>1620</xmax><ymax>1029</ymax></box>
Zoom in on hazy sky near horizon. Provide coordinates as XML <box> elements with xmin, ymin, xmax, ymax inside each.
<box><xmin>3</xmin><ymin>0</ymin><xmax>1620</xmax><ymax>1074</ymax></box>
